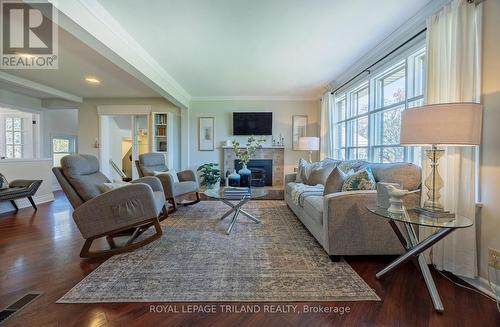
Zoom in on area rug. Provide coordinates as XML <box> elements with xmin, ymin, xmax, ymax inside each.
<box><xmin>58</xmin><ymin>201</ymin><xmax>379</xmax><ymax>302</ymax></box>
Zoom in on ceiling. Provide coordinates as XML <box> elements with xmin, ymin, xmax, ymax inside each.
<box><xmin>0</xmin><ymin>26</ymin><xmax>160</xmax><ymax>99</ymax></box>
<box><xmin>97</xmin><ymin>0</ymin><xmax>431</xmax><ymax>98</ymax></box>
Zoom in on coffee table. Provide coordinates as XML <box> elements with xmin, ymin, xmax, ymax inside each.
<box><xmin>204</xmin><ymin>187</ymin><xmax>268</xmax><ymax>234</ymax></box>
<box><xmin>367</xmin><ymin>206</ymin><xmax>473</xmax><ymax>312</ymax></box>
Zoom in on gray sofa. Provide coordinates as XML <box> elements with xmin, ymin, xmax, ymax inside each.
<box><xmin>285</xmin><ymin>161</ymin><xmax>421</xmax><ymax>258</ymax></box>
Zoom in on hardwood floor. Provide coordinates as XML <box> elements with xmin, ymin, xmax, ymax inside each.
<box><xmin>0</xmin><ymin>192</ymin><xmax>498</xmax><ymax>327</ymax></box>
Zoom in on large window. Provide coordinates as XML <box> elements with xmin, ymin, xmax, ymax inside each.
<box><xmin>332</xmin><ymin>47</ymin><xmax>425</xmax><ymax>163</ymax></box>
<box><xmin>0</xmin><ymin>108</ymin><xmax>38</xmax><ymax>159</ymax></box>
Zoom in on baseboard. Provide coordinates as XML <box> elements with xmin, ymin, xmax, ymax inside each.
<box><xmin>461</xmin><ymin>275</ymin><xmax>500</xmax><ymax>300</ymax></box>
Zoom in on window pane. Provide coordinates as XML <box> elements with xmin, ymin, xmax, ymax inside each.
<box><xmin>6</xmin><ymin>145</ymin><xmax>13</xmax><ymax>158</ymax></box>
<box><xmin>335</xmin><ymin>97</ymin><xmax>346</xmax><ymax>121</ymax></box>
<box><xmin>355</xmin><ymin>116</ymin><xmax>368</xmax><ymax>146</ymax></box>
<box><xmin>53</xmin><ymin>153</ymin><xmax>68</xmax><ymax>167</ymax></box>
<box><xmin>5</xmin><ymin>118</ymin><xmax>12</xmax><ymax>131</ymax></box>
<box><xmin>372</xmin><ymin>106</ymin><xmax>404</xmax><ymax>146</ymax></box>
<box><xmin>352</xmin><ymin>86</ymin><xmax>369</xmax><ymax>116</ymax></box>
<box><xmin>377</xmin><ymin>65</ymin><xmax>405</xmax><ymax>108</ymax></box>
<box><xmin>53</xmin><ymin>138</ymin><xmax>70</xmax><ymax>153</ymax></box>
<box><xmin>6</xmin><ymin>132</ymin><xmax>13</xmax><ymax>145</ymax></box>
<box><xmin>14</xmin><ymin>145</ymin><xmax>22</xmax><ymax>158</ymax></box>
<box><xmin>13</xmin><ymin>118</ymin><xmax>22</xmax><ymax>131</ymax></box>
<box><xmin>14</xmin><ymin>131</ymin><xmax>21</xmax><ymax>144</ymax></box>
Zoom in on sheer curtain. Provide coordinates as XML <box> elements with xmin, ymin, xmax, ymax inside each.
<box><xmin>422</xmin><ymin>0</ymin><xmax>482</xmax><ymax>278</ymax></box>
<box><xmin>319</xmin><ymin>92</ymin><xmax>334</xmax><ymax>160</ymax></box>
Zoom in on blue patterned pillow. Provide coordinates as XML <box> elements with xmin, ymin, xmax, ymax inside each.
<box><xmin>341</xmin><ymin>167</ymin><xmax>376</xmax><ymax>192</ymax></box>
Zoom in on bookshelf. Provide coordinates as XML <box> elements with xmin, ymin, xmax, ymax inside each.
<box><xmin>152</xmin><ymin>112</ymin><xmax>173</xmax><ymax>168</ymax></box>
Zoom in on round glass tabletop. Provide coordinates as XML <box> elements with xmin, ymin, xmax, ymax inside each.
<box><xmin>367</xmin><ymin>206</ymin><xmax>473</xmax><ymax>228</ymax></box>
<box><xmin>204</xmin><ymin>187</ymin><xmax>268</xmax><ymax>200</ymax></box>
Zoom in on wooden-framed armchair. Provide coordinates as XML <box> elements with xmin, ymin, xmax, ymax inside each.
<box><xmin>53</xmin><ymin>154</ymin><xmax>167</xmax><ymax>258</ymax></box>
<box><xmin>135</xmin><ymin>153</ymin><xmax>200</xmax><ymax>213</ymax></box>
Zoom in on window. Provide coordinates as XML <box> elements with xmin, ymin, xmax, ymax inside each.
<box><xmin>332</xmin><ymin>46</ymin><xmax>425</xmax><ymax>164</ymax></box>
<box><xmin>5</xmin><ymin>117</ymin><xmax>23</xmax><ymax>159</ymax></box>
<box><xmin>52</xmin><ymin>135</ymin><xmax>77</xmax><ymax>166</ymax></box>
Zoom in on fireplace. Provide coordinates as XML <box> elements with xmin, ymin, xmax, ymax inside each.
<box><xmin>234</xmin><ymin>159</ymin><xmax>273</xmax><ymax>187</ymax></box>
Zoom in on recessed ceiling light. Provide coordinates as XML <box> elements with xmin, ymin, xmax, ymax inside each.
<box><xmin>85</xmin><ymin>77</ymin><xmax>101</xmax><ymax>85</ymax></box>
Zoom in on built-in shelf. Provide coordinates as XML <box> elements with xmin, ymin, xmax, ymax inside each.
<box><xmin>151</xmin><ymin>112</ymin><xmax>173</xmax><ymax>168</ymax></box>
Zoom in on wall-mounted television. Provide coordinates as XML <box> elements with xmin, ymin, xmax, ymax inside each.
<box><xmin>233</xmin><ymin>112</ymin><xmax>273</xmax><ymax>135</ymax></box>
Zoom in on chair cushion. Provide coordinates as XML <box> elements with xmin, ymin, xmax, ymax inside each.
<box><xmin>61</xmin><ymin>154</ymin><xmax>110</xmax><ymax>201</ymax></box>
<box><xmin>302</xmin><ymin>195</ymin><xmax>324</xmax><ymax>226</ymax></box>
<box><xmin>172</xmin><ymin>181</ymin><xmax>198</xmax><ymax>197</ymax></box>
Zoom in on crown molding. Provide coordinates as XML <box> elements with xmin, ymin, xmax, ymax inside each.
<box><xmin>330</xmin><ymin>0</ymin><xmax>448</xmax><ymax>90</ymax></box>
<box><xmin>49</xmin><ymin>0</ymin><xmax>191</xmax><ymax>109</ymax></box>
<box><xmin>190</xmin><ymin>95</ymin><xmax>320</xmax><ymax>102</ymax></box>
<box><xmin>0</xmin><ymin>71</ymin><xmax>83</xmax><ymax>103</ymax></box>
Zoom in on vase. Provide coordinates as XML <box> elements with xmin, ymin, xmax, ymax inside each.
<box><xmin>228</xmin><ymin>170</ymin><xmax>241</xmax><ymax>187</ymax></box>
<box><xmin>238</xmin><ymin>164</ymin><xmax>252</xmax><ymax>188</ymax></box>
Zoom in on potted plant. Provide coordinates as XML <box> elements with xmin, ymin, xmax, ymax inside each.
<box><xmin>197</xmin><ymin>163</ymin><xmax>221</xmax><ymax>189</ymax></box>
<box><xmin>232</xmin><ymin>136</ymin><xmax>265</xmax><ymax>187</ymax></box>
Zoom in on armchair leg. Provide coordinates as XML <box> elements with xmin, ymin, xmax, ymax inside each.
<box><xmin>80</xmin><ymin>218</ymin><xmax>163</xmax><ymax>258</ymax></box>
<box><xmin>28</xmin><ymin>196</ymin><xmax>37</xmax><ymax>210</ymax></box>
<box><xmin>160</xmin><ymin>204</ymin><xmax>169</xmax><ymax>220</ymax></box>
<box><xmin>168</xmin><ymin>198</ymin><xmax>178</xmax><ymax>213</ymax></box>
<box><xmin>10</xmin><ymin>200</ymin><xmax>18</xmax><ymax>212</ymax></box>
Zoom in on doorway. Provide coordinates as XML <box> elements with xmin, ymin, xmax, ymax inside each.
<box><xmin>99</xmin><ymin>115</ymin><xmax>149</xmax><ymax>180</ymax></box>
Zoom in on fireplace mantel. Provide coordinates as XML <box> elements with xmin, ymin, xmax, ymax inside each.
<box><xmin>223</xmin><ymin>147</ymin><xmax>284</xmax><ymax>186</ymax></box>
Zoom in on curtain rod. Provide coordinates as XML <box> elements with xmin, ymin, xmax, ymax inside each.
<box><xmin>330</xmin><ymin>27</ymin><xmax>427</xmax><ymax>95</ymax></box>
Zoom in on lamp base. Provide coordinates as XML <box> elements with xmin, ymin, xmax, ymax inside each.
<box><xmin>414</xmin><ymin>207</ymin><xmax>455</xmax><ymax>222</ymax></box>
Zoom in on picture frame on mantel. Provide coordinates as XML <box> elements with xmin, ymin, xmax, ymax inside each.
<box><xmin>292</xmin><ymin>115</ymin><xmax>308</xmax><ymax>150</ymax></box>
<box><xmin>199</xmin><ymin>117</ymin><xmax>215</xmax><ymax>151</ymax></box>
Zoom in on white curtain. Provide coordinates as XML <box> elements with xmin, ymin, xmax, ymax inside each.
<box><xmin>422</xmin><ymin>0</ymin><xmax>482</xmax><ymax>278</ymax></box>
<box><xmin>319</xmin><ymin>92</ymin><xmax>334</xmax><ymax>160</ymax></box>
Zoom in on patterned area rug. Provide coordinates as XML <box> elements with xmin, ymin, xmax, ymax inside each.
<box><xmin>58</xmin><ymin>201</ymin><xmax>379</xmax><ymax>302</ymax></box>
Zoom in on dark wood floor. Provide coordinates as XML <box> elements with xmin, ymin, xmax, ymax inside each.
<box><xmin>1</xmin><ymin>192</ymin><xmax>499</xmax><ymax>327</ymax></box>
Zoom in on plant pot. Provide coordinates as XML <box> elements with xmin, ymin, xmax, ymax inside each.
<box><xmin>238</xmin><ymin>164</ymin><xmax>252</xmax><ymax>188</ymax></box>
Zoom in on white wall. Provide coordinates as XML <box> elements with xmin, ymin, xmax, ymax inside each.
<box><xmin>478</xmin><ymin>0</ymin><xmax>500</xmax><ymax>281</ymax></box>
<box><xmin>188</xmin><ymin>99</ymin><xmax>320</xmax><ymax>174</ymax></box>
<box><xmin>78</xmin><ymin>98</ymin><xmax>182</xmax><ymax>171</ymax></box>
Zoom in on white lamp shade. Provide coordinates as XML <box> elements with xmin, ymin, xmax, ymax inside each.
<box><xmin>400</xmin><ymin>102</ymin><xmax>482</xmax><ymax>146</ymax></box>
<box><xmin>298</xmin><ymin>137</ymin><xmax>319</xmax><ymax>151</ymax></box>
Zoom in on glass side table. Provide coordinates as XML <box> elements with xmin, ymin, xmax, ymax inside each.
<box><xmin>367</xmin><ymin>206</ymin><xmax>473</xmax><ymax>312</ymax></box>
<box><xmin>204</xmin><ymin>187</ymin><xmax>268</xmax><ymax>234</ymax></box>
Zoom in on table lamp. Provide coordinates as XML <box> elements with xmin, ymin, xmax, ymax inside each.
<box><xmin>400</xmin><ymin>102</ymin><xmax>482</xmax><ymax>218</ymax></box>
<box><xmin>298</xmin><ymin>137</ymin><xmax>319</xmax><ymax>162</ymax></box>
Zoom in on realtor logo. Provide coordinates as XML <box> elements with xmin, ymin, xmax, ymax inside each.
<box><xmin>0</xmin><ymin>0</ymin><xmax>58</xmax><ymax>69</ymax></box>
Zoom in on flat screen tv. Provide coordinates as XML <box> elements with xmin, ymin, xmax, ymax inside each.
<box><xmin>233</xmin><ymin>112</ymin><xmax>273</xmax><ymax>135</ymax></box>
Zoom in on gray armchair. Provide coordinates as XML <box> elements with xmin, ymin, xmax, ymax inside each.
<box><xmin>53</xmin><ymin>154</ymin><xmax>167</xmax><ymax>258</ymax></box>
<box><xmin>136</xmin><ymin>153</ymin><xmax>200</xmax><ymax>213</ymax></box>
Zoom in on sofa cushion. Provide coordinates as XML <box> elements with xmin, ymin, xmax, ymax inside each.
<box><xmin>302</xmin><ymin>196</ymin><xmax>324</xmax><ymax>226</ymax></box>
<box><xmin>341</xmin><ymin>167</ymin><xmax>376</xmax><ymax>192</ymax></box>
<box><xmin>369</xmin><ymin>162</ymin><xmax>421</xmax><ymax>191</ymax></box>
<box><xmin>324</xmin><ymin>166</ymin><xmax>349</xmax><ymax>195</ymax></box>
<box><xmin>61</xmin><ymin>154</ymin><xmax>110</xmax><ymax>201</ymax></box>
<box><xmin>307</xmin><ymin>163</ymin><xmax>336</xmax><ymax>186</ymax></box>
<box><xmin>297</xmin><ymin>158</ymin><xmax>339</xmax><ymax>185</ymax></box>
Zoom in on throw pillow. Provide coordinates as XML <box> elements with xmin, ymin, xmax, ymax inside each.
<box><xmin>324</xmin><ymin>167</ymin><xmax>350</xmax><ymax>195</ymax></box>
<box><xmin>0</xmin><ymin>174</ymin><xmax>9</xmax><ymax>190</ymax></box>
<box><xmin>307</xmin><ymin>163</ymin><xmax>336</xmax><ymax>186</ymax></box>
<box><xmin>296</xmin><ymin>158</ymin><xmax>339</xmax><ymax>185</ymax></box>
<box><xmin>341</xmin><ymin>167</ymin><xmax>376</xmax><ymax>192</ymax></box>
<box><xmin>98</xmin><ymin>181</ymin><xmax>130</xmax><ymax>193</ymax></box>
<box><xmin>155</xmin><ymin>169</ymin><xmax>179</xmax><ymax>183</ymax></box>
